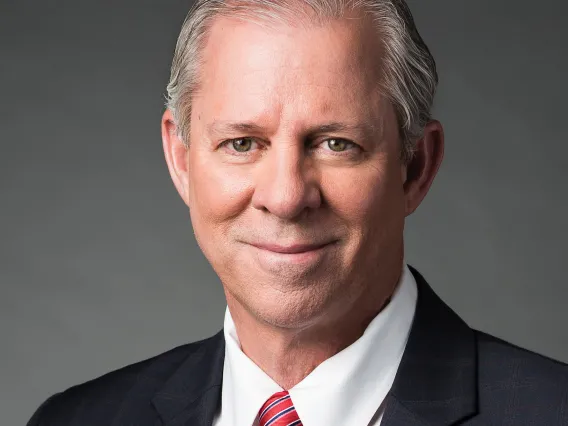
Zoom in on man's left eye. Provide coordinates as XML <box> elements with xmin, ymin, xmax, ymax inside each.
<box><xmin>231</xmin><ymin>137</ymin><xmax>256</xmax><ymax>152</ymax></box>
<box><xmin>324</xmin><ymin>138</ymin><xmax>355</xmax><ymax>152</ymax></box>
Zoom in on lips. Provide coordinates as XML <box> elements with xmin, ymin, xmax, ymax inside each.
<box><xmin>249</xmin><ymin>241</ymin><xmax>334</xmax><ymax>254</ymax></box>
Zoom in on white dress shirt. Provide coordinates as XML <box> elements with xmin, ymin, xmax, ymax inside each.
<box><xmin>213</xmin><ymin>264</ymin><xmax>418</xmax><ymax>426</ymax></box>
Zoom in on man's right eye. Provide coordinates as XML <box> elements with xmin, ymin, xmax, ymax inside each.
<box><xmin>221</xmin><ymin>137</ymin><xmax>258</xmax><ymax>153</ymax></box>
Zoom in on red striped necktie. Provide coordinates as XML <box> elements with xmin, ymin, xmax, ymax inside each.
<box><xmin>258</xmin><ymin>391</ymin><xmax>303</xmax><ymax>426</ymax></box>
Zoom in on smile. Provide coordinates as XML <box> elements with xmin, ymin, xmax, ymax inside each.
<box><xmin>249</xmin><ymin>242</ymin><xmax>335</xmax><ymax>254</ymax></box>
<box><xmin>246</xmin><ymin>241</ymin><xmax>337</xmax><ymax>267</ymax></box>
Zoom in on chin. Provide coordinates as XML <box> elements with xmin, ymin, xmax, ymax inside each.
<box><xmin>238</xmin><ymin>280</ymin><xmax>337</xmax><ymax>330</ymax></box>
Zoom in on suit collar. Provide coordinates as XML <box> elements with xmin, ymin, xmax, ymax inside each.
<box><xmin>151</xmin><ymin>331</ymin><xmax>225</xmax><ymax>426</ymax></box>
<box><xmin>382</xmin><ymin>266</ymin><xmax>478</xmax><ymax>425</ymax></box>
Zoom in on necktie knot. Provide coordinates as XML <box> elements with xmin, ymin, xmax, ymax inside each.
<box><xmin>258</xmin><ymin>391</ymin><xmax>303</xmax><ymax>426</ymax></box>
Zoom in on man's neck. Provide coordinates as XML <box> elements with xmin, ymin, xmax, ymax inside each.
<box><xmin>225</xmin><ymin>266</ymin><xmax>402</xmax><ymax>389</ymax></box>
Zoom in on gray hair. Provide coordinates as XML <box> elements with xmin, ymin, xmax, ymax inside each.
<box><xmin>165</xmin><ymin>0</ymin><xmax>438</xmax><ymax>163</ymax></box>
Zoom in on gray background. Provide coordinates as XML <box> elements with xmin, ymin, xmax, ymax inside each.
<box><xmin>2</xmin><ymin>0</ymin><xmax>567</xmax><ymax>424</ymax></box>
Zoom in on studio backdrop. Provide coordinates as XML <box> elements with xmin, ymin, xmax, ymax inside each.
<box><xmin>1</xmin><ymin>1</ymin><xmax>567</xmax><ymax>425</ymax></box>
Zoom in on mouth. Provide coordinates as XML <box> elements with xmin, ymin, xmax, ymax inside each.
<box><xmin>242</xmin><ymin>239</ymin><xmax>339</xmax><ymax>269</ymax></box>
<box><xmin>248</xmin><ymin>241</ymin><xmax>337</xmax><ymax>254</ymax></box>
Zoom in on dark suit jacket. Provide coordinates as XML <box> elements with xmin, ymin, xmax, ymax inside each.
<box><xmin>28</xmin><ymin>267</ymin><xmax>568</xmax><ymax>425</ymax></box>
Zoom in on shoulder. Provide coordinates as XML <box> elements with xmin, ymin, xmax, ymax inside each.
<box><xmin>476</xmin><ymin>330</ymin><xmax>568</xmax><ymax>381</ymax></box>
<box><xmin>27</xmin><ymin>332</ymin><xmax>222</xmax><ymax>426</ymax></box>
<box><xmin>474</xmin><ymin>330</ymin><xmax>568</xmax><ymax>422</ymax></box>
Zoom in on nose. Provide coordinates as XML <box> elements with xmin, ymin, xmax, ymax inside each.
<box><xmin>251</xmin><ymin>145</ymin><xmax>321</xmax><ymax>219</ymax></box>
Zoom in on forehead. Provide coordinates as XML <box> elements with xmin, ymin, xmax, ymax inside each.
<box><xmin>193</xmin><ymin>12</ymin><xmax>386</xmax><ymax>129</ymax></box>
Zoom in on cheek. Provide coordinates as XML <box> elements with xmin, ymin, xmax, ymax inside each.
<box><xmin>188</xmin><ymin>149</ymin><xmax>254</xmax><ymax>226</ymax></box>
<box><xmin>322</xmin><ymin>159</ymin><xmax>404</xmax><ymax>227</ymax></box>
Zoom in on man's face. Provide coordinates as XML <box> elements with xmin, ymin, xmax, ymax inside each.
<box><xmin>180</xmin><ymin>14</ymin><xmax>410</xmax><ymax>328</ymax></box>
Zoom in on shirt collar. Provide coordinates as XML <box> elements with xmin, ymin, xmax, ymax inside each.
<box><xmin>221</xmin><ymin>263</ymin><xmax>417</xmax><ymax>426</ymax></box>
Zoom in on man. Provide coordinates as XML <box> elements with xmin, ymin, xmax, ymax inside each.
<box><xmin>28</xmin><ymin>0</ymin><xmax>568</xmax><ymax>425</ymax></box>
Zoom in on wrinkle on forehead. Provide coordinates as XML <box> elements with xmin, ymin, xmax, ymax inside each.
<box><xmin>193</xmin><ymin>8</ymin><xmax>390</xmax><ymax>142</ymax></box>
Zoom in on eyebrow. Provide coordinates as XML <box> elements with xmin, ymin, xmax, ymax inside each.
<box><xmin>206</xmin><ymin>120</ymin><xmax>377</xmax><ymax>138</ymax></box>
<box><xmin>207</xmin><ymin>121</ymin><xmax>265</xmax><ymax>136</ymax></box>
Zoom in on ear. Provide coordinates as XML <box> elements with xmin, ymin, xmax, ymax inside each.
<box><xmin>403</xmin><ymin>120</ymin><xmax>444</xmax><ymax>216</ymax></box>
<box><xmin>161</xmin><ymin>109</ymin><xmax>190</xmax><ymax>207</ymax></box>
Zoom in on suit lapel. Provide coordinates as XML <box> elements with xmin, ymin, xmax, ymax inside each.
<box><xmin>382</xmin><ymin>266</ymin><xmax>478</xmax><ymax>426</ymax></box>
<box><xmin>381</xmin><ymin>395</ymin><xmax>432</xmax><ymax>426</ymax></box>
<box><xmin>152</xmin><ymin>331</ymin><xmax>225</xmax><ymax>426</ymax></box>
